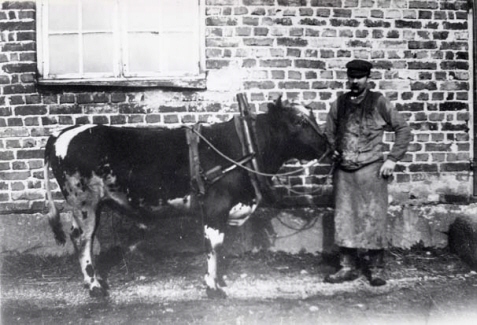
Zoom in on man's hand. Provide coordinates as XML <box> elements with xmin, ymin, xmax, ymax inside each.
<box><xmin>379</xmin><ymin>159</ymin><xmax>396</xmax><ymax>178</ymax></box>
<box><xmin>332</xmin><ymin>150</ymin><xmax>341</xmax><ymax>162</ymax></box>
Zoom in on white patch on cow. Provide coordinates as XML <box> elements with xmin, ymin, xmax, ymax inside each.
<box><xmin>128</xmin><ymin>243</ymin><xmax>139</xmax><ymax>252</ymax></box>
<box><xmin>106</xmin><ymin>191</ymin><xmax>129</xmax><ymax>208</ymax></box>
<box><xmin>147</xmin><ymin>204</ymin><xmax>166</xmax><ymax>212</ymax></box>
<box><xmin>204</xmin><ymin>226</ymin><xmax>224</xmax><ymax>248</ymax></box>
<box><xmin>51</xmin><ymin>129</ymin><xmax>61</xmax><ymax>137</ymax></box>
<box><xmin>204</xmin><ymin>226</ymin><xmax>224</xmax><ymax>289</ymax></box>
<box><xmin>137</xmin><ymin>223</ymin><xmax>147</xmax><ymax>230</ymax></box>
<box><xmin>228</xmin><ymin>202</ymin><xmax>257</xmax><ymax>226</ymax></box>
<box><xmin>204</xmin><ymin>264</ymin><xmax>218</xmax><ymax>289</ymax></box>
<box><xmin>55</xmin><ymin>125</ymin><xmax>96</xmax><ymax>159</ymax></box>
<box><xmin>293</xmin><ymin>103</ymin><xmax>311</xmax><ymax>117</ymax></box>
<box><xmin>167</xmin><ymin>195</ymin><xmax>191</xmax><ymax>211</ymax></box>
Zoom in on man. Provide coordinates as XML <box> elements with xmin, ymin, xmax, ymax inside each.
<box><xmin>324</xmin><ymin>59</ymin><xmax>411</xmax><ymax>286</ymax></box>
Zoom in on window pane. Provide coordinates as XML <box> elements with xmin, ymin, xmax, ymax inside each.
<box><xmin>41</xmin><ymin>0</ymin><xmax>202</xmax><ymax>80</ymax></box>
<box><xmin>83</xmin><ymin>33</ymin><xmax>114</xmax><ymax>73</ymax></box>
<box><xmin>48</xmin><ymin>0</ymin><xmax>79</xmax><ymax>31</ymax></box>
<box><xmin>161</xmin><ymin>33</ymin><xmax>198</xmax><ymax>74</ymax></box>
<box><xmin>127</xmin><ymin>33</ymin><xmax>161</xmax><ymax>72</ymax></box>
<box><xmin>161</xmin><ymin>0</ymin><xmax>196</xmax><ymax>31</ymax></box>
<box><xmin>82</xmin><ymin>0</ymin><xmax>114</xmax><ymax>31</ymax></box>
<box><xmin>126</xmin><ymin>0</ymin><xmax>161</xmax><ymax>31</ymax></box>
<box><xmin>49</xmin><ymin>34</ymin><xmax>79</xmax><ymax>75</ymax></box>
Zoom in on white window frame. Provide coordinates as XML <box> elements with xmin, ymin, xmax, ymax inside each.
<box><xmin>36</xmin><ymin>0</ymin><xmax>206</xmax><ymax>89</ymax></box>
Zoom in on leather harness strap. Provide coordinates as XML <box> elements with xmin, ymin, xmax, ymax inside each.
<box><xmin>185</xmin><ymin>109</ymin><xmax>265</xmax><ymax>216</ymax></box>
<box><xmin>185</xmin><ymin>123</ymin><xmax>206</xmax><ymax>196</ymax></box>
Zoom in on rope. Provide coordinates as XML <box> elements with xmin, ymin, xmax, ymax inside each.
<box><xmin>274</xmin><ymin>176</ymin><xmax>326</xmax><ymax>195</ymax></box>
<box><xmin>267</xmin><ymin>212</ymin><xmax>323</xmax><ymax>240</ymax></box>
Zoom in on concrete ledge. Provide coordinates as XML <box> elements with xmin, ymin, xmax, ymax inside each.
<box><xmin>1</xmin><ymin>204</ymin><xmax>476</xmax><ymax>256</ymax></box>
<box><xmin>0</xmin><ymin>212</ymin><xmax>76</xmax><ymax>256</ymax></box>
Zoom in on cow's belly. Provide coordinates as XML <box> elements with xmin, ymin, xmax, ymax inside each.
<box><xmin>111</xmin><ymin>192</ymin><xmax>195</xmax><ymax>216</ymax></box>
<box><xmin>166</xmin><ymin>195</ymin><xmax>193</xmax><ymax>211</ymax></box>
<box><xmin>63</xmin><ymin>168</ymin><xmax>257</xmax><ymax>226</ymax></box>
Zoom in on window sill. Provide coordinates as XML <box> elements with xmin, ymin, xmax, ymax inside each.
<box><xmin>37</xmin><ymin>74</ymin><xmax>207</xmax><ymax>90</ymax></box>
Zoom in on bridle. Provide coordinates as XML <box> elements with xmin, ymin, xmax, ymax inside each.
<box><xmin>297</xmin><ymin>104</ymin><xmax>327</xmax><ymax>139</ymax></box>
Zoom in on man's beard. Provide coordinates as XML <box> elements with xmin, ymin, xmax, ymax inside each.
<box><xmin>350</xmin><ymin>85</ymin><xmax>364</xmax><ymax>95</ymax></box>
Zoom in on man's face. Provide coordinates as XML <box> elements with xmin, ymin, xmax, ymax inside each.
<box><xmin>348</xmin><ymin>75</ymin><xmax>368</xmax><ymax>96</ymax></box>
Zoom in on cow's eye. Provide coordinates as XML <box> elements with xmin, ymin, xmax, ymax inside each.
<box><xmin>294</xmin><ymin>118</ymin><xmax>306</xmax><ymax>126</ymax></box>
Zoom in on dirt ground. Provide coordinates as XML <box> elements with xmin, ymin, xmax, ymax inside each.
<box><xmin>1</xmin><ymin>245</ymin><xmax>477</xmax><ymax>325</ymax></box>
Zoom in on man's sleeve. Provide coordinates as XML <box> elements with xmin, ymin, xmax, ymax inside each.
<box><xmin>378</xmin><ymin>96</ymin><xmax>412</xmax><ymax>162</ymax></box>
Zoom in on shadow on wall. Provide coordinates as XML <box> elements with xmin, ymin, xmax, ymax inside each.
<box><xmin>94</xmin><ymin>206</ymin><xmax>337</xmax><ymax>257</ymax></box>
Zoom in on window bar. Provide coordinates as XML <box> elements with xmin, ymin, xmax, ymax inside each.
<box><xmin>158</xmin><ymin>3</ymin><xmax>164</xmax><ymax>75</ymax></box>
<box><xmin>78</xmin><ymin>0</ymin><xmax>83</xmax><ymax>76</ymax></box>
<box><xmin>113</xmin><ymin>0</ymin><xmax>121</xmax><ymax>77</ymax></box>
<box><xmin>120</xmin><ymin>0</ymin><xmax>128</xmax><ymax>77</ymax></box>
<box><xmin>42</xmin><ymin>0</ymin><xmax>50</xmax><ymax>78</ymax></box>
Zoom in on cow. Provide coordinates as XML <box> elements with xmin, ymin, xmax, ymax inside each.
<box><xmin>44</xmin><ymin>96</ymin><xmax>329</xmax><ymax>298</ymax></box>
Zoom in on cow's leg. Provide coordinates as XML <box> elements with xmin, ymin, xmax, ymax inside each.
<box><xmin>201</xmin><ymin>190</ymin><xmax>234</xmax><ymax>299</ymax></box>
<box><xmin>69</xmin><ymin>211</ymin><xmax>83</xmax><ymax>251</ymax></box>
<box><xmin>204</xmin><ymin>222</ymin><xmax>227</xmax><ymax>299</ymax></box>
<box><xmin>74</xmin><ymin>206</ymin><xmax>106</xmax><ymax>297</ymax></box>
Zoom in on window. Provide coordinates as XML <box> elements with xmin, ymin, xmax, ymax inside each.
<box><xmin>36</xmin><ymin>0</ymin><xmax>205</xmax><ymax>88</ymax></box>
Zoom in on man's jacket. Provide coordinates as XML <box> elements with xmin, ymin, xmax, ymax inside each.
<box><xmin>325</xmin><ymin>89</ymin><xmax>412</xmax><ymax>170</ymax></box>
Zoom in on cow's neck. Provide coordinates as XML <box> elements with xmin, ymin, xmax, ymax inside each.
<box><xmin>253</xmin><ymin>114</ymin><xmax>290</xmax><ymax>175</ymax></box>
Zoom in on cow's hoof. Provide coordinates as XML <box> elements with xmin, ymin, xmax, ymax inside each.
<box><xmin>217</xmin><ymin>276</ymin><xmax>227</xmax><ymax>288</ymax></box>
<box><xmin>89</xmin><ymin>286</ymin><xmax>108</xmax><ymax>298</ymax></box>
<box><xmin>98</xmin><ymin>279</ymin><xmax>110</xmax><ymax>290</ymax></box>
<box><xmin>206</xmin><ymin>287</ymin><xmax>227</xmax><ymax>299</ymax></box>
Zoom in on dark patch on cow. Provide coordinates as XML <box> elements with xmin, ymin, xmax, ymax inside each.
<box><xmin>81</xmin><ymin>180</ymin><xmax>88</xmax><ymax>192</ymax></box>
<box><xmin>205</xmin><ymin>239</ymin><xmax>213</xmax><ymax>255</ymax></box>
<box><xmin>44</xmin><ymin>97</ymin><xmax>329</xmax><ymax>298</ymax></box>
<box><xmin>86</xmin><ymin>264</ymin><xmax>94</xmax><ymax>277</ymax></box>
<box><xmin>82</xmin><ymin>212</ymin><xmax>88</xmax><ymax>219</ymax></box>
<box><xmin>70</xmin><ymin>228</ymin><xmax>82</xmax><ymax>239</ymax></box>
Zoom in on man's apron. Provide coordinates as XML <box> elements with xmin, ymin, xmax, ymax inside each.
<box><xmin>333</xmin><ymin>161</ymin><xmax>389</xmax><ymax>249</ymax></box>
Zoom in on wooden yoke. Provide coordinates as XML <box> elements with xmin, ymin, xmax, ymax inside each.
<box><xmin>186</xmin><ymin>123</ymin><xmax>206</xmax><ymax>196</ymax></box>
<box><xmin>236</xmin><ymin>93</ymin><xmax>263</xmax><ymax>206</ymax></box>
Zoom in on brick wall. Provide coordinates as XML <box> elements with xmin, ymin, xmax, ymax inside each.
<box><xmin>0</xmin><ymin>0</ymin><xmax>473</xmax><ymax>215</ymax></box>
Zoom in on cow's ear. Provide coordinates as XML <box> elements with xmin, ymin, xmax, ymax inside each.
<box><xmin>276</xmin><ymin>95</ymin><xmax>283</xmax><ymax>109</ymax></box>
<box><xmin>267</xmin><ymin>95</ymin><xmax>283</xmax><ymax>116</ymax></box>
<box><xmin>308</xmin><ymin>105</ymin><xmax>314</xmax><ymax>118</ymax></box>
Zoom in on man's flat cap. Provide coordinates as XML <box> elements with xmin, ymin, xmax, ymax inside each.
<box><xmin>346</xmin><ymin>59</ymin><xmax>372</xmax><ymax>78</ymax></box>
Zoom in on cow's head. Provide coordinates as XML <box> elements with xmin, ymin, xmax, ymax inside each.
<box><xmin>267</xmin><ymin>96</ymin><xmax>329</xmax><ymax>162</ymax></box>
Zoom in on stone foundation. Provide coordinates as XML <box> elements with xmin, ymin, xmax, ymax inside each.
<box><xmin>2</xmin><ymin>204</ymin><xmax>476</xmax><ymax>257</ymax></box>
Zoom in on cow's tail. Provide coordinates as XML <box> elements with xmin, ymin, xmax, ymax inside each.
<box><xmin>44</xmin><ymin>136</ymin><xmax>66</xmax><ymax>245</ymax></box>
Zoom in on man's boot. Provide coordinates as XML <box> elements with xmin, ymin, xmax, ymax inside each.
<box><xmin>366</xmin><ymin>249</ymin><xmax>387</xmax><ymax>287</ymax></box>
<box><xmin>324</xmin><ymin>248</ymin><xmax>360</xmax><ymax>284</ymax></box>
